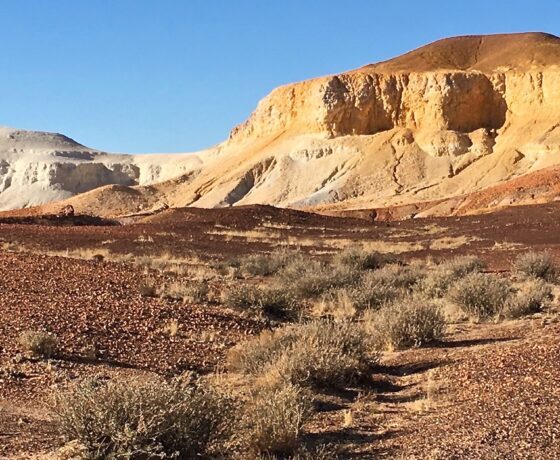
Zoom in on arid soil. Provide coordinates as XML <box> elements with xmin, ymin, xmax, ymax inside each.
<box><xmin>3</xmin><ymin>202</ymin><xmax>560</xmax><ymax>266</ymax></box>
<box><xmin>0</xmin><ymin>203</ymin><xmax>559</xmax><ymax>458</ymax></box>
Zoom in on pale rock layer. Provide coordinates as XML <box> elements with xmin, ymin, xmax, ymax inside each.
<box><xmin>3</xmin><ymin>33</ymin><xmax>560</xmax><ymax>217</ymax></box>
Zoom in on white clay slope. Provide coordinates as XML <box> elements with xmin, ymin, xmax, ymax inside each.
<box><xmin>3</xmin><ymin>33</ymin><xmax>560</xmax><ymax>217</ymax></box>
<box><xmin>0</xmin><ymin>126</ymin><xmax>208</xmax><ymax>211</ymax></box>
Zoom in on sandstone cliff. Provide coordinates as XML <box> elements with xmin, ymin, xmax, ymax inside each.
<box><xmin>4</xmin><ymin>33</ymin><xmax>560</xmax><ymax>217</ymax></box>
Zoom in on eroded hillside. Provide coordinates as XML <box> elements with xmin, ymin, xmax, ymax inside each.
<box><xmin>3</xmin><ymin>33</ymin><xmax>560</xmax><ymax>217</ymax></box>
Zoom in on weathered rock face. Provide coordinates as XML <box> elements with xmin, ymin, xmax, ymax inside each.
<box><xmin>0</xmin><ymin>127</ymin><xmax>206</xmax><ymax>210</ymax></box>
<box><xmin>230</xmin><ymin>72</ymin><xmax>508</xmax><ymax>141</ymax></box>
<box><xmin>4</xmin><ymin>33</ymin><xmax>560</xmax><ymax>217</ymax></box>
<box><xmin>191</xmin><ymin>34</ymin><xmax>560</xmax><ymax>213</ymax></box>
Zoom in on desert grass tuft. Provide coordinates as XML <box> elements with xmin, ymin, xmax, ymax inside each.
<box><xmin>240</xmin><ymin>383</ymin><xmax>314</xmax><ymax>456</ymax></box>
<box><xmin>503</xmin><ymin>279</ymin><xmax>553</xmax><ymax>318</ymax></box>
<box><xmin>222</xmin><ymin>284</ymin><xmax>300</xmax><ymax>320</ymax></box>
<box><xmin>18</xmin><ymin>331</ymin><xmax>59</xmax><ymax>358</ymax></box>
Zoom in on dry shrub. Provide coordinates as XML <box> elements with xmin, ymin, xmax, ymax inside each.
<box><xmin>439</xmin><ymin>255</ymin><xmax>486</xmax><ymax>277</ymax></box>
<box><xmin>241</xmin><ymin>383</ymin><xmax>313</xmax><ymax>456</ymax></box>
<box><xmin>513</xmin><ymin>251</ymin><xmax>558</xmax><ymax>282</ymax></box>
<box><xmin>222</xmin><ymin>284</ymin><xmax>299</xmax><ymax>320</ymax></box>
<box><xmin>276</xmin><ymin>259</ymin><xmax>359</xmax><ymax>299</ymax></box>
<box><xmin>228</xmin><ymin>321</ymin><xmax>374</xmax><ymax>388</ymax></box>
<box><xmin>313</xmin><ymin>289</ymin><xmax>359</xmax><ymax>321</ymax></box>
<box><xmin>159</xmin><ymin>280</ymin><xmax>209</xmax><ymax>303</ymax></box>
<box><xmin>333</xmin><ymin>246</ymin><xmax>382</xmax><ymax>271</ymax></box>
<box><xmin>182</xmin><ymin>281</ymin><xmax>210</xmax><ymax>303</ymax></box>
<box><xmin>366</xmin><ymin>263</ymin><xmax>425</xmax><ymax>291</ymax></box>
<box><xmin>316</xmin><ymin>278</ymin><xmax>401</xmax><ymax>320</ymax></box>
<box><xmin>138</xmin><ymin>280</ymin><xmax>158</xmax><ymax>297</ymax></box>
<box><xmin>503</xmin><ymin>279</ymin><xmax>553</xmax><ymax>318</ymax></box>
<box><xmin>416</xmin><ymin>268</ymin><xmax>457</xmax><ymax>298</ymax></box>
<box><xmin>18</xmin><ymin>331</ymin><xmax>59</xmax><ymax>358</ymax></box>
<box><xmin>449</xmin><ymin>273</ymin><xmax>512</xmax><ymax>321</ymax></box>
<box><xmin>366</xmin><ymin>297</ymin><xmax>446</xmax><ymax>350</ymax></box>
<box><xmin>52</xmin><ymin>375</ymin><xmax>234</xmax><ymax>459</ymax></box>
<box><xmin>417</xmin><ymin>255</ymin><xmax>484</xmax><ymax>298</ymax></box>
<box><xmin>314</xmin><ymin>264</ymin><xmax>424</xmax><ymax>319</ymax></box>
<box><xmin>240</xmin><ymin>250</ymin><xmax>293</xmax><ymax>277</ymax></box>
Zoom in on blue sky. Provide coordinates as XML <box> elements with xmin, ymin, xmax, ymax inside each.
<box><xmin>1</xmin><ymin>0</ymin><xmax>559</xmax><ymax>153</ymax></box>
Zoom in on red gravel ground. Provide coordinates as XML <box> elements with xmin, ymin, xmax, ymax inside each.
<box><xmin>0</xmin><ymin>203</ymin><xmax>559</xmax><ymax>458</ymax></box>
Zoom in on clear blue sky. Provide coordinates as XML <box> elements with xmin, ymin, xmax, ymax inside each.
<box><xmin>1</xmin><ymin>0</ymin><xmax>558</xmax><ymax>153</ymax></box>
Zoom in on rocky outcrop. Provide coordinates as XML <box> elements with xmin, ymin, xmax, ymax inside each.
<box><xmin>4</xmin><ymin>33</ymin><xmax>560</xmax><ymax>218</ymax></box>
<box><xmin>0</xmin><ymin>127</ymin><xmax>206</xmax><ymax>210</ymax></box>
<box><xmin>230</xmin><ymin>72</ymin><xmax>508</xmax><ymax>142</ymax></box>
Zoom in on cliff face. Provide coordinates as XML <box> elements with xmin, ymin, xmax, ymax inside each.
<box><xmin>0</xmin><ymin>127</ymin><xmax>206</xmax><ymax>210</ymax></box>
<box><xmin>3</xmin><ymin>33</ymin><xmax>560</xmax><ymax>217</ymax></box>
<box><xmin>230</xmin><ymin>72</ymin><xmax>507</xmax><ymax>141</ymax></box>
<box><xmin>186</xmin><ymin>49</ymin><xmax>560</xmax><ymax>212</ymax></box>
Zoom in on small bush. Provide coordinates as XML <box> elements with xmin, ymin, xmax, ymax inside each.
<box><xmin>138</xmin><ymin>281</ymin><xmax>158</xmax><ymax>297</ymax></box>
<box><xmin>53</xmin><ymin>375</ymin><xmax>234</xmax><ymax>459</ymax></box>
<box><xmin>183</xmin><ymin>281</ymin><xmax>210</xmax><ymax>303</ymax></box>
<box><xmin>503</xmin><ymin>279</ymin><xmax>553</xmax><ymax>318</ymax></box>
<box><xmin>417</xmin><ymin>256</ymin><xmax>484</xmax><ymax>298</ymax></box>
<box><xmin>416</xmin><ymin>268</ymin><xmax>457</xmax><ymax>298</ymax></box>
<box><xmin>276</xmin><ymin>259</ymin><xmax>359</xmax><ymax>299</ymax></box>
<box><xmin>367</xmin><ymin>297</ymin><xmax>446</xmax><ymax>350</ymax></box>
<box><xmin>314</xmin><ymin>289</ymin><xmax>360</xmax><ymax>320</ymax></box>
<box><xmin>18</xmin><ymin>331</ymin><xmax>58</xmax><ymax>358</ymax></box>
<box><xmin>513</xmin><ymin>251</ymin><xmax>558</xmax><ymax>282</ymax></box>
<box><xmin>439</xmin><ymin>255</ymin><xmax>486</xmax><ymax>278</ymax></box>
<box><xmin>159</xmin><ymin>280</ymin><xmax>209</xmax><ymax>303</ymax></box>
<box><xmin>241</xmin><ymin>383</ymin><xmax>313</xmax><ymax>456</ymax></box>
<box><xmin>449</xmin><ymin>273</ymin><xmax>512</xmax><ymax>320</ymax></box>
<box><xmin>222</xmin><ymin>284</ymin><xmax>299</xmax><ymax>319</ymax></box>
<box><xmin>367</xmin><ymin>264</ymin><xmax>425</xmax><ymax>291</ymax></box>
<box><xmin>240</xmin><ymin>251</ymin><xmax>292</xmax><ymax>277</ymax></box>
<box><xmin>333</xmin><ymin>247</ymin><xmax>382</xmax><ymax>271</ymax></box>
<box><xmin>317</xmin><ymin>277</ymin><xmax>402</xmax><ymax>319</ymax></box>
<box><xmin>228</xmin><ymin>321</ymin><xmax>374</xmax><ymax>388</ymax></box>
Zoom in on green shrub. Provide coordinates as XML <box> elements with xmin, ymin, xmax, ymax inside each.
<box><xmin>222</xmin><ymin>284</ymin><xmax>299</xmax><ymax>319</ymax></box>
<box><xmin>503</xmin><ymin>279</ymin><xmax>553</xmax><ymax>318</ymax></box>
<box><xmin>367</xmin><ymin>297</ymin><xmax>446</xmax><ymax>350</ymax></box>
<box><xmin>18</xmin><ymin>331</ymin><xmax>59</xmax><ymax>358</ymax></box>
<box><xmin>513</xmin><ymin>251</ymin><xmax>558</xmax><ymax>282</ymax></box>
<box><xmin>53</xmin><ymin>375</ymin><xmax>234</xmax><ymax>459</ymax></box>
<box><xmin>241</xmin><ymin>383</ymin><xmax>313</xmax><ymax>456</ymax></box>
<box><xmin>449</xmin><ymin>273</ymin><xmax>512</xmax><ymax>320</ymax></box>
<box><xmin>228</xmin><ymin>321</ymin><xmax>374</xmax><ymax>388</ymax></box>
